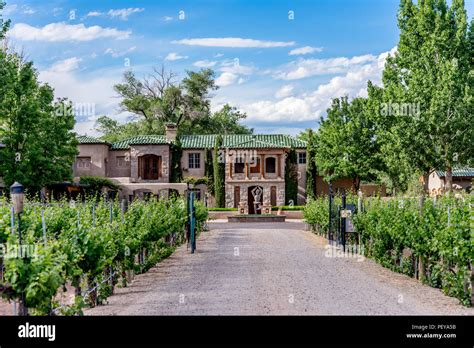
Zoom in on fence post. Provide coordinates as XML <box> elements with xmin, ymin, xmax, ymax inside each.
<box><xmin>10</xmin><ymin>206</ymin><xmax>17</xmax><ymax>316</ymax></box>
<box><xmin>41</xmin><ymin>210</ymin><xmax>47</xmax><ymax>244</ymax></box>
<box><xmin>418</xmin><ymin>195</ymin><xmax>425</xmax><ymax>282</ymax></box>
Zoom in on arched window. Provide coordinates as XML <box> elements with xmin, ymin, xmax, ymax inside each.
<box><xmin>265</xmin><ymin>157</ymin><xmax>276</xmax><ymax>173</ymax></box>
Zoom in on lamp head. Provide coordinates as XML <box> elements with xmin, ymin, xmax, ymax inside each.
<box><xmin>10</xmin><ymin>182</ymin><xmax>25</xmax><ymax>214</ymax></box>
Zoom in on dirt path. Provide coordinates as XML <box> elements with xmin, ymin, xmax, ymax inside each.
<box><xmin>86</xmin><ymin>220</ymin><xmax>474</xmax><ymax>315</ymax></box>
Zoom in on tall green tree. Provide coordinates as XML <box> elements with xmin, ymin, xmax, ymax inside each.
<box><xmin>0</xmin><ymin>50</ymin><xmax>77</xmax><ymax>192</ymax></box>
<box><xmin>113</xmin><ymin>67</ymin><xmax>218</xmax><ymax>135</ymax></box>
<box><xmin>204</xmin><ymin>148</ymin><xmax>214</xmax><ymax>195</ymax></box>
<box><xmin>315</xmin><ymin>96</ymin><xmax>379</xmax><ymax>191</ymax></box>
<box><xmin>305</xmin><ymin>129</ymin><xmax>317</xmax><ymax>200</ymax></box>
<box><xmin>0</xmin><ymin>1</ymin><xmax>10</xmax><ymax>39</ymax></box>
<box><xmin>285</xmin><ymin>148</ymin><xmax>298</xmax><ymax>205</ymax></box>
<box><xmin>213</xmin><ymin>135</ymin><xmax>225</xmax><ymax>207</ymax></box>
<box><xmin>380</xmin><ymin>0</ymin><xmax>474</xmax><ymax>193</ymax></box>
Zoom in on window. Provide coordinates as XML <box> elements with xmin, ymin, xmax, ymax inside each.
<box><xmin>76</xmin><ymin>157</ymin><xmax>91</xmax><ymax>169</ymax></box>
<box><xmin>265</xmin><ymin>157</ymin><xmax>276</xmax><ymax>173</ymax></box>
<box><xmin>188</xmin><ymin>153</ymin><xmax>201</xmax><ymax>169</ymax></box>
<box><xmin>298</xmin><ymin>152</ymin><xmax>307</xmax><ymax>164</ymax></box>
<box><xmin>116</xmin><ymin>156</ymin><xmax>129</xmax><ymax>167</ymax></box>
<box><xmin>250</xmin><ymin>157</ymin><xmax>260</xmax><ymax>174</ymax></box>
<box><xmin>234</xmin><ymin>155</ymin><xmax>244</xmax><ymax>174</ymax></box>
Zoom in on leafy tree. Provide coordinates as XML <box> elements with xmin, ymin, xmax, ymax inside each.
<box><xmin>213</xmin><ymin>135</ymin><xmax>225</xmax><ymax>207</ymax></box>
<box><xmin>169</xmin><ymin>137</ymin><xmax>183</xmax><ymax>183</ymax></box>
<box><xmin>380</xmin><ymin>0</ymin><xmax>474</xmax><ymax>193</ymax></box>
<box><xmin>113</xmin><ymin>67</ymin><xmax>218</xmax><ymax>134</ymax></box>
<box><xmin>0</xmin><ymin>50</ymin><xmax>77</xmax><ymax>192</ymax></box>
<box><xmin>0</xmin><ymin>1</ymin><xmax>10</xmax><ymax>39</ymax></box>
<box><xmin>285</xmin><ymin>148</ymin><xmax>298</xmax><ymax>205</ymax></box>
<box><xmin>195</xmin><ymin>104</ymin><xmax>253</xmax><ymax>135</ymax></box>
<box><xmin>315</xmin><ymin>96</ymin><xmax>379</xmax><ymax>191</ymax></box>
<box><xmin>305</xmin><ymin>129</ymin><xmax>317</xmax><ymax>200</ymax></box>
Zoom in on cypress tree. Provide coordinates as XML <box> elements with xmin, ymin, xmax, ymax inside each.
<box><xmin>213</xmin><ymin>135</ymin><xmax>225</xmax><ymax>207</ymax></box>
<box><xmin>205</xmin><ymin>148</ymin><xmax>214</xmax><ymax>195</ymax></box>
<box><xmin>285</xmin><ymin>148</ymin><xmax>298</xmax><ymax>205</ymax></box>
<box><xmin>305</xmin><ymin>129</ymin><xmax>317</xmax><ymax>201</ymax></box>
<box><xmin>169</xmin><ymin>137</ymin><xmax>183</xmax><ymax>183</ymax></box>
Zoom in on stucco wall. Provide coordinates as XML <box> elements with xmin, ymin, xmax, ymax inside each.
<box><xmin>74</xmin><ymin>144</ymin><xmax>109</xmax><ymax>177</ymax></box>
<box><xmin>182</xmin><ymin>149</ymin><xmax>206</xmax><ymax>178</ymax></box>
<box><xmin>108</xmin><ymin>150</ymin><xmax>131</xmax><ymax>177</ymax></box>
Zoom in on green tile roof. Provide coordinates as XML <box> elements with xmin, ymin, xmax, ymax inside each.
<box><xmin>180</xmin><ymin>135</ymin><xmax>217</xmax><ymax>148</ymax></box>
<box><xmin>111</xmin><ymin>135</ymin><xmax>170</xmax><ymax>150</ymax></box>
<box><xmin>435</xmin><ymin>167</ymin><xmax>474</xmax><ymax>178</ymax></box>
<box><xmin>180</xmin><ymin>134</ymin><xmax>306</xmax><ymax>149</ymax></box>
<box><xmin>78</xmin><ymin>134</ymin><xmax>307</xmax><ymax>150</ymax></box>
<box><xmin>77</xmin><ymin>135</ymin><xmax>109</xmax><ymax>144</ymax></box>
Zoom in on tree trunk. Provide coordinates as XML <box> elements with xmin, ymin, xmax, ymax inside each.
<box><xmin>445</xmin><ymin>165</ymin><xmax>453</xmax><ymax>195</ymax></box>
<box><xmin>422</xmin><ymin>172</ymin><xmax>430</xmax><ymax>193</ymax></box>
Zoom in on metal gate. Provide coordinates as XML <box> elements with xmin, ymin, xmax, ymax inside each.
<box><xmin>328</xmin><ymin>184</ymin><xmax>358</xmax><ymax>252</ymax></box>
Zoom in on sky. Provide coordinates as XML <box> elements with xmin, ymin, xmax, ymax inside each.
<box><xmin>2</xmin><ymin>0</ymin><xmax>474</xmax><ymax>136</ymax></box>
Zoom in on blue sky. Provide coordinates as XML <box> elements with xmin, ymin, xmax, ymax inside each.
<box><xmin>3</xmin><ymin>0</ymin><xmax>473</xmax><ymax>135</ymax></box>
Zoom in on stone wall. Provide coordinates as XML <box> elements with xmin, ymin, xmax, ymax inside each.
<box><xmin>130</xmin><ymin>145</ymin><xmax>170</xmax><ymax>183</ymax></box>
<box><xmin>225</xmin><ymin>182</ymin><xmax>285</xmax><ymax>209</ymax></box>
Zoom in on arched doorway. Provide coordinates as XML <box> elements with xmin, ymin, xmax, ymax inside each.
<box><xmin>248</xmin><ymin>186</ymin><xmax>263</xmax><ymax>214</ymax></box>
<box><xmin>138</xmin><ymin>154</ymin><xmax>162</xmax><ymax>180</ymax></box>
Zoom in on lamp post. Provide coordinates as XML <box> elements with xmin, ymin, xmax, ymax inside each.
<box><xmin>10</xmin><ymin>182</ymin><xmax>27</xmax><ymax>316</ymax></box>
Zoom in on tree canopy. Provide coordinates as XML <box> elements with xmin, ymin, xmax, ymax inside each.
<box><xmin>0</xmin><ymin>49</ymin><xmax>78</xmax><ymax>192</ymax></box>
<box><xmin>95</xmin><ymin>67</ymin><xmax>252</xmax><ymax>141</ymax></box>
<box><xmin>309</xmin><ymin>0</ymin><xmax>474</xmax><ymax>194</ymax></box>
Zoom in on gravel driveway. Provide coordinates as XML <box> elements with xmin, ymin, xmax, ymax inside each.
<box><xmin>86</xmin><ymin>220</ymin><xmax>474</xmax><ymax>315</ymax></box>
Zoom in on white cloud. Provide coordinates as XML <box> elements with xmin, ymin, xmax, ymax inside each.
<box><xmin>220</xmin><ymin>61</ymin><xmax>255</xmax><ymax>75</ymax></box>
<box><xmin>193</xmin><ymin>60</ymin><xmax>217</xmax><ymax>68</ymax></box>
<box><xmin>86</xmin><ymin>11</ymin><xmax>103</xmax><ymax>18</ymax></box>
<box><xmin>215</xmin><ymin>72</ymin><xmax>239</xmax><ymax>87</ymax></box>
<box><xmin>275</xmin><ymin>84</ymin><xmax>294</xmax><ymax>98</ymax></box>
<box><xmin>214</xmin><ymin>53</ymin><xmax>224</xmax><ymax>58</ymax></box>
<box><xmin>240</xmin><ymin>48</ymin><xmax>396</xmax><ymax>123</ymax></box>
<box><xmin>289</xmin><ymin>46</ymin><xmax>323</xmax><ymax>55</ymax></box>
<box><xmin>3</xmin><ymin>4</ymin><xmax>17</xmax><ymax>15</ymax></box>
<box><xmin>165</xmin><ymin>52</ymin><xmax>188</xmax><ymax>61</ymax></box>
<box><xmin>108</xmin><ymin>8</ymin><xmax>144</xmax><ymax>20</ymax></box>
<box><xmin>9</xmin><ymin>22</ymin><xmax>131</xmax><ymax>42</ymax></box>
<box><xmin>48</xmin><ymin>57</ymin><xmax>82</xmax><ymax>73</ymax></box>
<box><xmin>104</xmin><ymin>46</ymin><xmax>136</xmax><ymax>58</ymax></box>
<box><xmin>38</xmin><ymin>66</ymin><xmax>126</xmax><ymax>135</ymax></box>
<box><xmin>22</xmin><ymin>5</ymin><xmax>35</xmax><ymax>15</ymax></box>
<box><xmin>274</xmin><ymin>54</ymin><xmax>377</xmax><ymax>80</ymax></box>
<box><xmin>163</xmin><ymin>16</ymin><xmax>173</xmax><ymax>21</ymax></box>
<box><xmin>172</xmin><ymin>37</ymin><xmax>295</xmax><ymax>48</ymax></box>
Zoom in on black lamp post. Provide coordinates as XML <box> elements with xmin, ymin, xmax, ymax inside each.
<box><xmin>10</xmin><ymin>182</ymin><xmax>27</xmax><ymax>316</ymax></box>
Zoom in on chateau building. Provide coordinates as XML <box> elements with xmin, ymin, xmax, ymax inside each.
<box><xmin>74</xmin><ymin>124</ymin><xmax>308</xmax><ymax>208</ymax></box>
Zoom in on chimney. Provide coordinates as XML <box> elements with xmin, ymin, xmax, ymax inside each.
<box><xmin>165</xmin><ymin>123</ymin><xmax>177</xmax><ymax>142</ymax></box>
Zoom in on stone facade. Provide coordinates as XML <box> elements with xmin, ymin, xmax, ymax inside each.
<box><xmin>73</xmin><ymin>135</ymin><xmax>308</xmax><ymax>206</ymax></box>
<box><xmin>130</xmin><ymin>145</ymin><xmax>170</xmax><ymax>183</ymax></box>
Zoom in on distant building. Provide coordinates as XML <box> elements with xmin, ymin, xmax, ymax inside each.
<box><xmin>427</xmin><ymin>167</ymin><xmax>474</xmax><ymax>195</ymax></box>
<box><xmin>74</xmin><ymin>124</ymin><xmax>308</xmax><ymax>209</ymax></box>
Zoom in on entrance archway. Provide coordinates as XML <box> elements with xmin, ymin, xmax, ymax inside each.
<box><xmin>248</xmin><ymin>186</ymin><xmax>263</xmax><ymax>214</ymax></box>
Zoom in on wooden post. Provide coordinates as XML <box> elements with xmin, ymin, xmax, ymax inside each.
<box><xmin>260</xmin><ymin>154</ymin><xmax>264</xmax><ymax>179</ymax></box>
